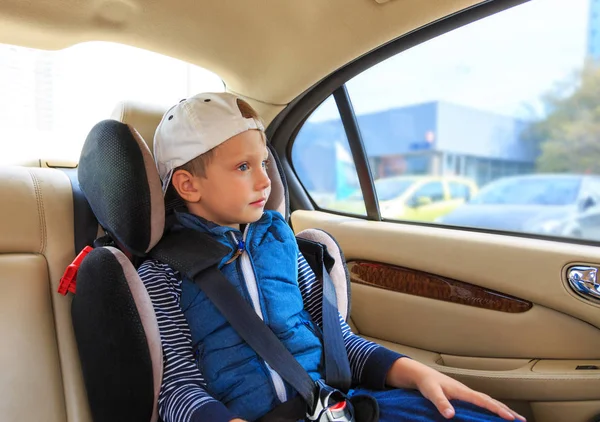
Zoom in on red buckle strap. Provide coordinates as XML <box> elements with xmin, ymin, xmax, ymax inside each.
<box><xmin>57</xmin><ymin>246</ymin><xmax>93</xmax><ymax>295</ymax></box>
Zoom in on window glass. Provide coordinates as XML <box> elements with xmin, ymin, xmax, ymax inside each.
<box><xmin>340</xmin><ymin>0</ymin><xmax>596</xmax><ymax>240</ymax></box>
<box><xmin>0</xmin><ymin>42</ymin><xmax>224</xmax><ymax>165</ymax></box>
<box><xmin>292</xmin><ymin>96</ymin><xmax>363</xmax><ymax>214</ymax></box>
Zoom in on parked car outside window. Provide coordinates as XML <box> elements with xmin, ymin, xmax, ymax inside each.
<box><xmin>437</xmin><ymin>174</ymin><xmax>600</xmax><ymax>239</ymax></box>
<box><xmin>332</xmin><ymin>175</ymin><xmax>477</xmax><ymax>221</ymax></box>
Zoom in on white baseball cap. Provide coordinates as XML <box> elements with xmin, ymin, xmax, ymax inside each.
<box><xmin>153</xmin><ymin>92</ymin><xmax>265</xmax><ymax>192</ymax></box>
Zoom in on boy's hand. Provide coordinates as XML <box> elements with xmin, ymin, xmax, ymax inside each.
<box><xmin>230</xmin><ymin>419</ymin><xmax>247</xmax><ymax>422</ymax></box>
<box><xmin>386</xmin><ymin>358</ymin><xmax>526</xmax><ymax>421</ymax></box>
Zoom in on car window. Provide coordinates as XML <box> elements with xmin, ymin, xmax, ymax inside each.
<box><xmin>411</xmin><ymin>181</ymin><xmax>445</xmax><ymax>203</ymax></box>
<box><xmin>448</xmin><ymin>181</ymin><xmax>472</xmax><ymax>200</ymax></box>
<box><xmin>0</xmin><ymin>41</ymin><xmax>224</xmax><ymax>165</ymax></box>
<box><xmin>292</xmin><ymin>96</ymin><xmax>363</xmax><ymax>214</ymax></box>
<box><xmin>291</xmin><ymin>0</ymin><xmax>599</xmax><ymax>242</ymax></box>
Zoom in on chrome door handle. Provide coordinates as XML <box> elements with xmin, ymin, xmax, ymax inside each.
<box><xmin>568</xmin><ymin>266</ymin><xmax>600</xmax><ymax>300</ymax></box>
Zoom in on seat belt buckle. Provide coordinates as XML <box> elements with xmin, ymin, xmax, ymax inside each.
<box><xmin>57</xmin><ymin>246</ymin><xmax>93</xmax><ymax>295</ymax></box>
<box><xmin>306</xmin><ymin>380</ymin><xmax>355</xmax><ymax>422</ymax></box>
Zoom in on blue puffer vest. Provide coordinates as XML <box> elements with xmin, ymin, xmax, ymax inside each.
<box><xmin>177</xmin><ymin>210</ymin><xmax>324</xmax><ymax>421</ymax></box>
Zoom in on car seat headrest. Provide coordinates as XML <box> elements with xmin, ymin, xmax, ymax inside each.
<box><xmin>111</xmin><ymin>101</ymin><xmax>167</xmax><ymax>156</ymax></box>
<box><xmin>264</xmin><ymin>143</ymin><xmax>289</xmax><ymax>220</ymax></box>
<box><xmin>78</xmin><ymin>119</ymin><xmax>165</xmax><ymax>256</ymax></box>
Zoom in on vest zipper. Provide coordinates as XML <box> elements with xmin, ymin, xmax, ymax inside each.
<box><xmin>235</xmin><ymin>227</ymin><xmax>288</xmax><ymax>403</ymax></box>
<box><xmin>224</xmin><ymin>234</ymin><xmax>245</xmax><ymax>265</ymax></box>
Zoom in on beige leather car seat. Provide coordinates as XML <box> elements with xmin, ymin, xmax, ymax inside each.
<box><xmin>0</xmin><ymin>166</ymin><xmax>92</xmax><ymax>422</ymax></box>
<box><xmin>0</xmin><ymin>99</ymin><xmax>350</xmax><ymax>422</ymax></box>
<box><xmin>111</xmin><ymin>101</ymin><xmax>167</xmax><ymax>155</ymax></box>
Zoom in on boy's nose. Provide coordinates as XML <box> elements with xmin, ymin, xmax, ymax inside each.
<box><xmin>256</xmin><ymin>171</ymin><xmax>271</xmax><ymax>190</ymax></box>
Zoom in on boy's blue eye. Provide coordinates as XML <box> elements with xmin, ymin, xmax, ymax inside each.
<box><xmin>238</xmin><ymin>163</ymin><xmax>249</xmax><ymax>171</ymax></box>
<box><xmin>262</xmin><ymin>160</ymin><xmax>270</xmax><ymax>169</ymax></box>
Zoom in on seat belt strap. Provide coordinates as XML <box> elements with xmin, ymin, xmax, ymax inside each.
<box><xmin>298</xmin><ymin>238</ymin><xmax>352</xmax><ymax>392</ymax></box>
<box><xmin>194</xmin><ymin>265</ymin><xmax>317</xmax><ymax>406</ymax></box>
<box><xmin>62</xmin><ymin>168</ymin><xmax>98</xmax><ymax>254</ymax></box>
<box><xmin>151</xmin><ymin>228</ymin><xmax>353</xmax><ymax>410</ymax></box>
<box><xmin>321</xmin><ymin>263</ymin><xmax>352</xmax><ymax>392</ymax></box>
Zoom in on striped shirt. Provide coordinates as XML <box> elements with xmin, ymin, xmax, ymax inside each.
<box><xmin>138</xmin><ymin>252</ymin><xmax>402</xmax><ymax>422</ymax></box>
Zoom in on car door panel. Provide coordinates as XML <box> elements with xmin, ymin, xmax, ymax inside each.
<box><xmin>359</xmin><ymin>335</ymin><xmax>600</xmax><ymax>402</ymax></box>
<box><xmin>291</xmin><ymin>210</ymin><xmax>600</xmax><ymax>420</ymax></box>
<box><xmin>292</xmin><ymin>211</ymin><xmax>600</xmax><ymax>329</ymax></box>
<box><xmin>350</xmin><ymin>282</ymin><xmax>600</xmax><ymax>359</ymax></box>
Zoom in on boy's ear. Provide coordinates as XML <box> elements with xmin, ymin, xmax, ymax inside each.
<box><xmin>171</xmin><ymin>169</ymin><xmax>201</xmax><ymax>203</ymax></box>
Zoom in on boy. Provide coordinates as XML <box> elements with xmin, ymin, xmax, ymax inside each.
<box><xmin>138</xmin><ymin>92</ymin><xmax>526</xmax><ymax>422</ymax></box>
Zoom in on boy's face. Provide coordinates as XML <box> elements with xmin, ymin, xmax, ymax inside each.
<box><xmin>182</xmin><ymin>130</ymin><xmax>271</xmax><ymax>229</ymax></box>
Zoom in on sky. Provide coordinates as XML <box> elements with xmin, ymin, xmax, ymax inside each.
<box><xmin>312</xmin><ymin>0</ymin><xmax>590</xmax><ymax>121</ymax></box>
<box><xmin>0</xmin><ymin>0</ymin><xmax>592</xmax><ymax>163</ymax></box>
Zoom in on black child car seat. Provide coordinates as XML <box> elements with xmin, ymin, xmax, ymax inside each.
<box><xmin>60</xmin><ymin>117</ymin><xmax>368</xmax><ymax>422</ymax></box>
